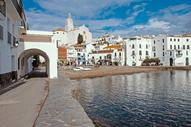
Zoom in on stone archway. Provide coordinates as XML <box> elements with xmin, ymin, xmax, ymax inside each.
<box><xmin>18</xmin><ymin>49</ymin><xmax>50</xmax><ymax>78</ymax></box>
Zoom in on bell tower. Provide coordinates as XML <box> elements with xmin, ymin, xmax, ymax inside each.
<box><xmin>65</xmin><ymin>13</ymin><xmax>74</xmax><ymax>32</ymax></box>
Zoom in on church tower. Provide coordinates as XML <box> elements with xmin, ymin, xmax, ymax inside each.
<box><xmin>65</xmin><ymin>13</ymin><xmax>74</xmax><ymax>32</ymax></box>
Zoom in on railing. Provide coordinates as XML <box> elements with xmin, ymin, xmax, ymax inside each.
<box><xmin>0</xmin><ymin>0</ymin><xmax>6</xmax><ymax>17</ymax></box>
<box><xmin>176</xmin><ymin>51</ymin><xmax>183</xmax><ymax>57</ymax></box>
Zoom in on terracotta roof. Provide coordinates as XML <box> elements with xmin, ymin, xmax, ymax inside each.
<box><xmin>91</xmin><ymin>50</ymin><xmax>113</xmax><ymax>54</ymax></box>
<box><xmin>104</xmin><ymin>45</ymin><xmax>122</xmax><ymax>50</ymax></box>
<box><xmin>53</xmin><ymin>28</ymin><xmax>65</xmax><ymax>32</ymax></box>
<box><xmin>73</xmin><ymin>44</ymin><xmax>86</xmax><ymax>48</ymax></box>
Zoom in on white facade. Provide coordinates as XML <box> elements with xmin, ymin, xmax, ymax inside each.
<box><xmin>0</xmin><ymin>0</ymin><xmax>26</xmax><ymax>84</ymax></box>
<box><xmin>17</xmin><ymin>30</ymin><xmax>58</xmax><ymax>79</ymax></box>
<box><xmin>125</xmin><ymin>35</ymin><xmax>191</xmax><ymax>66</ymax></box>
<box><xmin>125</xmin><ymin>37</ymin><xmax>152</xmax><ymax>66</ymax></box>
<box><xmin>152</xmin><ymin>35</ymin><xmax>191</xmax><ymax>66</ymax></box>
<box><xmin>97</xmin><ymin>34</ymin><xmax>123</xmax><ymax>44</ymax></box>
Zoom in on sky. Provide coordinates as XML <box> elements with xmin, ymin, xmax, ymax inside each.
<box><xmin>23</xmin><ymin>0</ymin><xmax>191</xmax><ymax>37</ymax></box>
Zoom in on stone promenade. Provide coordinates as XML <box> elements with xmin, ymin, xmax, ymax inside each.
<box><xmin>0</xmin><ymin>78</ymin><xmax>49</xmax><ymax>127</ymax></box>
<box><xmin>35</xmin><ymin>73</ymin><xmax>94</xmax><ymax>127</ymax></box>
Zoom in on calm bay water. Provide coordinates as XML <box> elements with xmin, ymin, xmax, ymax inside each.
<box><xmin>75</xmin><ymin>71</ymin><xmax>191</xmax><ymax>127</ymax></box>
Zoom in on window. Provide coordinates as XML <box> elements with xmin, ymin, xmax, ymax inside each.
<box><xmin>183</xmin><ymin>45</ymin><xmax>185</xmax><ymax>49</ymax></box>
<box><xmin>178</xmin><ymin>45</ymin><xmax>180</xmax><ymax>49</ymax></box>
<box><xmin>119</xmin><ymin>52</ymin><xmax>121</xmax><ymax>57</ymax></box>
<box><xmin>132</xmin><ymin>44</ymin><xmax>135</xmax><ymax>49</ymax></box>
<box><xmin>132</xmin><ymin>51</ymin><xmax>135</xmax><ymax>56</ymax></box>
<box><xmin>174</xmin><ymin>45</ymin><xmax>176</xmax><ymax>50</ymax></box>
<box><xmin>186</xmin><ymin>51</ymin><xmax>188</xmax><ymax>55</ymax></box>
<box><xmin>163</xmin><ymin>52</ymin><xmax>165</xmax><ymax>56</ymax></box>
<box><xmin>146</xmin><ymin>51</ymin><xmax>149</xmax><ymax>56</ymax></box>
<box><xmin>187</xmin><ymin>39</ymin><xmax>189</xmax><ymax>42</ymax></box>
<box><xmin>8</xmin><ymin>32</ymin><xmax>11</xmax><ymax>44</ymax></box>
<box><xmin>0</xmin><ymin>25</ymin><xmax>3</xmax><ymax>40</ymax></box>
<box><xmin>178</xmin><ymin>39</ymin><xmax>180</xmax><ymax>42</ymax></box>
<box><xmin>163</xmin><ymin>45</ymin><xmax>165</xmax><ymax>50</ymax></box>
<box><xmin>7</xmin><ymin>18</ymin><xmax>10</xmax><ymax>32</ymax></box>
<box><xmin>154</xmin><ymin>53</ymin><xmax>156</xmax><ymax>57</ymax></box>
<box><xmin>170</xmin><ymin>51</ymin><xmax>172</xmax><ymax>56</ymax></box>
<box><xmin>115</xmin><ymin>53</ymin><xmax>117</xmax><ymax>57</ymax></box>
<box><xmin>154</xmin><ymin>40</ymin><xmax>156</xmax><ymax>44</ymax></box>
<box><xmin>152</xmin><ymin>46</ymin><xmax>156</xmax><ymax>51</ymax></box>
<box><xmin>139</xmin><ymin>44</ymin><xmax>141</xmax><ymax>48</ymax></box>
<box><xmin>100</xmin><ymin>56</ymin><xmax>102</xmax><ymax>59</ymax></box>
<box><xmin>146</xmin><ymin>44</ymin><xmax>148</xmax><ymax>49</ymax></box>
<box><xmin>170</xmin><ymin>45</ymin><xmax>172</xmax><ymax>49</ymax></box>
<box><xmin>12</xmin><ymin>24</ymin><xmax>15</xmax><ymax>34</ymax></box>
<box><xmin>187</xmin><ymin>45</ymin><xmax>190</xmax><ymax>49</ymax></box>
<box><xmin>139</xmin><ymin>51</ymin><xmax>142</xmax><ymax>56</ymax></box>
<box><xmin>174</xmin><ymin>39</ymin><xmax>176</xmax><ymax>41</ymax></box>
<box><xmin>162</xmin><ymin>39</ymin><xmax>165</xmax><ymax>43</ymax></box>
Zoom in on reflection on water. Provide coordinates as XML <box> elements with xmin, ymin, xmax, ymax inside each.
<box><xmin>75</xmin><ymin>71</ymin><xmax>191</xmax><ymax>127</ymax></box>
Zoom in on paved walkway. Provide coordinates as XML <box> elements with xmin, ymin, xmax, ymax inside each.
<box><xmin>35</xmin><ymin>74</ymin><xmax>94</xmax><ymax>127</ymax></box>
<box><xmin>0</xmin><ymin>78</ymin><xmax>49</xmax><ymax>127</ymax></box>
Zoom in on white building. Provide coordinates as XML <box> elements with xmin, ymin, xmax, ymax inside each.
<box><xmin>88</xmin><ymin>44</ymin><xmax>125</xmax><ymax>66</ymax></box>
<box><xmin>0</xmin><ymin>0</ymin><xmax>26</xmax><ymax>86</ymax></box>
<box><xmin>152</xmin><ymin>35</ymin><xmax>191</xmax><ymax>66</ymax></box>
<box><xmin>53</xmin><ymin>13</ymin><xmax>92</xmax><ymax>47</ymax></box>
<box><xmin>17</xmin><ymin>30</ymin><xmax>58</xmax><ymax>79</ymax></box>
<box><xmin>125</xmin><ymin>36</ymin><xmax>152</xmax><ymax>66</ymax></box>
<box><xmin>97</xmin><ymin>33</ymin><xmax>123</xmax><ymax>44</ymax></box>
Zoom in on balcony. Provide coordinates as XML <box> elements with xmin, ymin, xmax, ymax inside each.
<box><xmin>0</xmin><ymin>0</ymin><xmax>6</xmax><ymax>20</ymax></box>
<box><xmin>11</xmin><ymin>0</ymin><xmax>23</xmax><ymax>19</ymax></box>
<box><xmin>176</xmin><ymin>51</ymin><xmax>183</xmax><ymax>58</ymax></box>
<box><xmin>7</xmin><ymin>0</ymin><xmax>26</xmax><ymax>28</ymax></box>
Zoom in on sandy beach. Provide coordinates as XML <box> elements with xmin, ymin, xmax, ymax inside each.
<box><xmin>61</xmin><ymin>66</ymin><xmax>191</xmax><ymax>80</ymax></box>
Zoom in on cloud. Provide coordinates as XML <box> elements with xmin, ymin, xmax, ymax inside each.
<box><xmin>26</xmin><ymin>0</ymin><xmax>145</xmax><ymax>37</ymax></box>
<box><xmin>134</xmin><ymin>18</ymin><xmax>171</xmax><ymax>30</ymax></box>
<box><xmin>121</xmin><ymin>4</ymin><xmax>191</xmax><ymax>36</ymax></box>
<box><xmin>25</xmin><ymin>1</ymin><xmax>191</xmax><ymax>37</ymax></box>
<box><xmin>35</xmin><ymin>0</ymin><xmax>134</xmax><ymax>18</ymax></box>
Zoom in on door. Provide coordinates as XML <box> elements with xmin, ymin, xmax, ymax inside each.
<box><xmin>170</xmin><ymin>58</ymin><xmax>173</xmax><ymax>66</ymax></box>
<box><xmin>186</xmin><ymin>57</ymin><xmax>189</xmax><ymax>66</ymax></box>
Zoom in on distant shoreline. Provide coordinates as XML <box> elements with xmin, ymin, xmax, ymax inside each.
<box><xmin>61</xmin><ymin>66</ymin><xmax>191</xmax><ymax>80</ymax></box>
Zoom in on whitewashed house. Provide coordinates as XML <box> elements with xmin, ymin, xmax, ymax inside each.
<box><xmin>152</xmin><ymin>35</ymin><xmax>191</xmax><ymax>66</ymax></box>
<box><xmin>125</xmin><ymin>36</ymin><xmax>152</xmax><ymax>66</ymax></box>
<box><xmin>0</xmin><ymin>0</ymin><xmax>26</xmax><ymax>86</ymax></box>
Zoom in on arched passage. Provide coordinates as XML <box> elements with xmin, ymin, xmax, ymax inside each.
<box><xmin>18</xmin><ymin>49</ymin><xmax>50</xmax><ymax>78</ymax></box>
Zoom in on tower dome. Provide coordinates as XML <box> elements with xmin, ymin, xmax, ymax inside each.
<box><xmin>65</xmin><ymin>13</ymin><xmax>74</xmax><ymax>32</ymax></box>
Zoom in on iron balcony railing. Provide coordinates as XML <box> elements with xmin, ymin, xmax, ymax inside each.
<box><xmin>0</xmin><ymin>0</ymin><xmax>6</xmax><ymax>17</ymax></box>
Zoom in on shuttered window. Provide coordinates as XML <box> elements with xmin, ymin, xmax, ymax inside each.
<box><xmin>0</xmin><ymin>25</ymin><xmax>3</xmax><ymax>40</ymax></box>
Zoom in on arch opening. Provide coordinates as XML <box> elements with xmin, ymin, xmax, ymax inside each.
<box><xmin>18</xmin><ymin>49</ymin><xmax>50</xmax><ymax>78</ymax></box>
